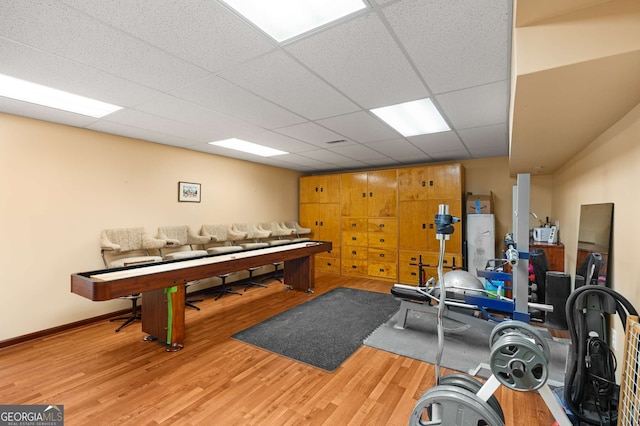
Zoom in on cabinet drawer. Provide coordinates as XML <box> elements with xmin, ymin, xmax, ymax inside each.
<box><xmin>316</xmin><ymin>256</ymin><xmax>341</xmax><ymax>274</ymax></box>
<box><xmin>368</xmin><ymin>233</ymin><xmax>397</xmax><ymax>249</ymax></box>
<box><xmin>342</xmin><ymin>231</ymin><xmax>368</xmax><ymax>246</ymax></box>
<box><xmin>342</xmin><ymin>245</ymin><xmax>368</xmax><ymax>260</ymax></box>
<box><xmin>367</xmin><ymin>218</ymin><xmax>397</xmax><ymax>234</ymax></box>
<box><xmin>368</xmin><ymin>248</ymin><xmax>398</xmax><ymax>263</ymax></box>
<box><xmin>341</xmin><ymin>217</ymin><xmax>368</xmax><ymax>231</ymax></box>
<box><xmin>342</xmin><ymin>259</ymin><xmax>368</xmax><ymax>276</ymax></box>
<box><xmin>323</xmin><ymin>246</ymin><xmax>341</xmax><ymax>259</ymax></box>
<box><xmin>368</xmin><ymin>261</ymin><xmax>397</xmax><ymax>279</ymax></box>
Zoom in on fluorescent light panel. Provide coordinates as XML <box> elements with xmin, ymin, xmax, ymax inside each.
<box><xmin>220</xmin><ymin>0</ymin><xmax>367</xmax><ymax>42</ymax></box>
<box><xmin>0</xmin><ymin>74</ymin><xmax>122</xmax><ymax>118</ymax></box>
<box><xmin>209</xmin><ymin>138</ymin><xmax>288</xmax><ymax>157</ymax></box>
<box><xmin>371</xmin><ymin>98</ymin><xmax>450</xmax><ymax>137</ymax></box>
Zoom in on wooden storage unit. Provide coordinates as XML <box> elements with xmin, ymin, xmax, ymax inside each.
<box><xmin>340</xmin><ymin>170</ymin><xmax>398</xmax><ymax>281</ymax></box>
<box><xmin>299</xmin><ymin>163</ymin><xmax>464</xmax><ymax>282</ymax></box>
<box><xmin>299</xmin><ymin>175</ymin><xmax>341</xmax><ymax>274</ymax></box>
<box><xmin>398</xmin><ymin>163</ymin><xmax>464</xmax><ymax>285</ymax></box>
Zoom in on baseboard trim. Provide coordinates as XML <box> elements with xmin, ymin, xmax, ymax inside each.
<box><xmin>0</xmin><ymin>309</ymin><xmax>130</xmax><ymax>349</ymax></box>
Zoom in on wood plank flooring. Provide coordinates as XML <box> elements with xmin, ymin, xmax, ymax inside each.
<box><xmin>0</xmin><ymin>273</ymin><xmax>556</xmax><ymax>425</ymax></box>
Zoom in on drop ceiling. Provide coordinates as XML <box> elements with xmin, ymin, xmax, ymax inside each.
<box><xmin>0</xmin><ymin>0</ymin><xmax>637</xmax><ymax>173</ymax></box>
<box><xmin>0</xmin><ymin>0</ymin><xmax>514</xmax><ymax>173</ymax></box>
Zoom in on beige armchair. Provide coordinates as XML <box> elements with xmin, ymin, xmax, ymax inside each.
<box><xmin>282</xmin><ymin>221</ymin><xmax>311</xmax><ymax>242</ymax></box>
<box><xmin>100</xmin><ymin>227</ymin><xmax>166</xmax><ymax>331</ymax></box>
<box><xmin>258</xmin><ymin>221</ymin><xmax>294</xmax><ymax>246</ymax></box>
<box><xmin>157</xmin><ymin>225</ymin><xmax>211</xmax><ymax>310</ymax></box>
<box><xmin>200</xmin><ymin>224</ymin><xmax>246</xmax><ymax>300</ymax></box>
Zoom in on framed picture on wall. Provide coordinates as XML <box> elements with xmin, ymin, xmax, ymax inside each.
<box><xmin>178</xmin><ymin>181</ymin><xmax>201</xmax><ymax>203</ymax></box>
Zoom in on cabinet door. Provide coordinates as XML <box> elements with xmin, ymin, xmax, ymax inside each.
<box><xmin>427</xmin><ymin>163</ymin><xmax>462</xmax><ymax>200</ymax></box>
<box><xmin>299</xmin><ymin>203</ymin><xmax>340</xmax><ymax>244</ymax></box>
<box><xmin>367</xmin><ymin>170</ymin><xmax>397</xmax><ymax>217</ymax></box>
<box><xmin>398</xmin><ymin>251</ymin><xmax>460</xmax><ymax>285</ymax></box>
<box><xmin>317</xmin><ymin>203</ymin><xmax>341</xmax><ymax>243</ymax></box>
<box><xmin>340</xmin><ymin>172</ymin><xmax>368</xmax><ymax>217</ymax></box>
<box><xmin>398</xmin><ymin>201</ymin><xmax>429</xmax><ymax>251</ymax></box>
<box><xmin>398</xmin><ymin>166</ymin><xmax>429</xmax><ymax>201</ymax></box>
<box><xmin>300</xmin><ymin>175</ymin><xmax>340</xmax><ymax>203</ymax></box>
<box><xmin>426</xmin><ymin>199</ymin><xmax>462</xmax><ymax>253</ymax></box>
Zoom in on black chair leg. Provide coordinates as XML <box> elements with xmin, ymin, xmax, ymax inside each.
<box><xmin>244</xmin><ymin>267</ymin><xmax>266</xmax><ymax>291</ymax></box>
<box><xmin>110</xmin><ymin>297</ymin><xmax>141</xmax><ymax>332</ymax></box>
<box><xmin>214</xmin><ymin>274</ymin><xmax>241</xmax><ymax>300</ymax></box>
<box><xmin>185</xmin><ymin>283</ymin><xmax>202</xmax><ymax>310</ymax></box>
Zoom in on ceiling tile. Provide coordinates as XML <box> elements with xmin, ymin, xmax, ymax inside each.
<box><xmin>0</xmin><ymin>39</ymin><xmax>162</xmax><ymax>107</ymax></box>
<box><xmin>58</xmin><ymin>0</ymin><xmax>276</xmax><ymax>73</ymax></box>
<box><xmin>287</xmin><ymin>11</ymin><xmax>427</xmax><ymax>108</ymax></box>
<box><xmin>382</xmin><ymin>0</ymin><xmax>510</xmax><ymax>94</ymax></box>
<box><xmin>0</xmin><ymin>1</ymin><xmax>210</xmax><ymax>91</ymax></box>
<box><xmin>102</xmin><ymin>109</ymin><xmax>214</xmax><ymax>142</ymax></box>
<box><xmin>171</xmin><ymin>76</ymin><xmax>305</xmax><ymax>129</ymax></box>
<box><xmin>0</xmin><ymin>97</ymin><xmax>98</xmax><ymax>128</ymax></box>
<box><xmin>436</xmin><ymin>81</ymin><xmax>509</xmax><ymax>129</ymax></box>
<box><xmin>273</xmin><ymin>122</ymin><xmax>356</xmax><ymax>147</ymax></box>
<box><xmin>218</xmin><ymin>50</ymin><xmax>360</xmax><ymax>120</ymax></box>
<box><xmin>87</xmin><ymin>120</ymin><xmax>200</xmax><ymax>148</ymax></box>
<box><xmin>329</xmin><ymin>143</ymin><xmax>388</xmax><ymax>160</ymax></box>
<box><xmin>364</xmin><ymin>138</ymin><xmax>425</xmax><ymax>157</ymax></box>
<box><xmin>458</xmin><ymin>124</ymin><xmax>508</xmax><ymax>149</ymax></box>
<box><xmin>408</xmin><ymin>131</ymin><xmax>466</xmax><ymax>154</ymax></box>
<box><xmin>297</xmin><ymin>149</ymin><xmax>357</xmax><ymax>163</ymax></box>
<box><xmin>316</xmin><ymin>111</ymin><xmax>399</xmax><ymax>143</ymax></box>
<box><xmin>429</xmin><ymin>150</ymin><xmax>472</xmax><ymax>161</ymax></box>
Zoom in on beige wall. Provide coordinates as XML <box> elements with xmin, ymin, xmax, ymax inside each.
<box><xmin>0</xmin><ymin>113</ymin><xmax>302</xmax><ymax>341</ymax></box>
<box><xmin>552</xmin><ymin>102</ymin><xmax>640</xmax><ymax>353</ymax></box>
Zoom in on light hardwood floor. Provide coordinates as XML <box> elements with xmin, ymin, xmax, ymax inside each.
<box><xmin>0</xmin><ymin>273</ymin><xmax>555</xmax><ymax>425</ymax></box>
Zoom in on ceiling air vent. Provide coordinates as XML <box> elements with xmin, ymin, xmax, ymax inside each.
<box><xmin>325</xmin><ymin>139</ymin><xmax>347</xmax><ymax>144</ymax></box>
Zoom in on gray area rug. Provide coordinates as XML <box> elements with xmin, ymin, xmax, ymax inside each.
<box><xmin>232</xmin><ymin>287</ymin><xmax>400</xmax><ymax>371</ymax></box>
<box><xmin>364</xmin><ymin>304</ymin><xmax>569</xmax><ymax>386</ymax></box>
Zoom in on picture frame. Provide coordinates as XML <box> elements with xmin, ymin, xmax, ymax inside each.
<box><xmin>178</xmin><ymin>181</ymin><xmax>201</xmax><ymax>203</ymax></box>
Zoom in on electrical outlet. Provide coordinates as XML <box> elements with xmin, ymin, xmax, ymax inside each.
<box><xmin>611</xmin><ymin>328</ymin><xmax>617</xmax><ymax>350</ymax></box>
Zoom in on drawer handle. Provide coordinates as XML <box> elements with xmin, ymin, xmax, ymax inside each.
<box><xmin>411</xmin><ymin>272</ymin><xmax>417</xmax><ymax>276</ymax></box>
<box><xmin>315</xmin><ymin>187</ymin><xmax>319</xmax><ymax>192</ymax></box>
<box><xmin>429</xmin><ymin>224</ymin><xmax>433</xmax><ymax>229</ymax></box>
<box><xmin>362</xmin><ymin>192</ymin><xmax>366</xmax><ymax>197</ymax></box>
<box><xmin>379</xmin><ymin>253</ymin><xmax>385</xmax><ymax>258</ymax></box>
<box><xmin>379</xmin><ymin>238</ymin><xmax>385</xmax><ymax>243</ymax></box>
<box><xmin>352</xmin><ymin>237</ymin><xmax>357</xmax><ymax>241</ymax></box>
<box><xmin>320</xmin><ymin>187</ymin><xmax>324</xmax><ymax>192</ymax></box>
<box><xmin>327</xmin><ymin>262</ymin><xmax>332</xmax><ymax>266</ymax></box>
<box><xmin>379</xmin><ymin>268</ymin><xmax>384</xmax><ymax>272</ymax></box>
<box><xmin>352</xmin><ymin>265</ymin><xmax>357</xmax><ymax>269</ymax></box>
<box><xmin>411</xmin><ymin>257</ymin><xmax>417</xmax><ymax>261</ymax></box>
<box><xmin>429</xmin><ymin>180</ymin><xmax>434</xmax><ymax>187</ymax></box>
<box><xmin>352</xmin><ymin>250</ymin><xmax>357</xmax><ymax>255</ymax></box>
<box><xmin>421</xmin><ymin>181</ymin><xmax>426</xmax><ymax>187</ymax></box>
<box><xmin>369</xmin><ymin>192</ymin><xmax>373</xmax><ymax>197</ymax></box>
<box><xmin>379</xmin><ymin>223</ymin><xmax>384</xmax><ymax>228</ymax></box>
<box><xmin>422</xmin><ymin>224</ymin><xmax>426</xmax><ymax>229</ymax></box>
<box><xmin>352</xmin><ymin>223</ymin><xmax>356</xmax><ymax>227</ymax></box>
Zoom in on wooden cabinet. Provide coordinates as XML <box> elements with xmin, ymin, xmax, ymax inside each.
<box><xmin>299</xmin><ymin>163</ymin><xmax>464</xmax><ymax>282</ymax></box>
<box><xmin>300</xmin><ymin>175</ymin><xmax>340</xmax><ymax>204</ymax></box>
<box><xmin>341</xmin><ymin>170</ymin><xmax>398</xmax><ymax>281</ymax></box>
<box><xmin>397</xmin><ymin>163</ymin><xmax>464</xmax><ymax>285</ymax></box>
<box><xmin>300</xmin><ymin>175</ymin><xmax>341</xmax><ymax>274</ymax></box>
<box><xmin>341</xmin><ymin>170</ymin><xmax>397</xmax><ymax>217</ymax></box>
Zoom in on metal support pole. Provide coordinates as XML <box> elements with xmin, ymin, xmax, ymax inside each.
<box><xmin>512</xmin><ymin>173</ymin><xmax>530</xmax><ymax>322</ymax></box>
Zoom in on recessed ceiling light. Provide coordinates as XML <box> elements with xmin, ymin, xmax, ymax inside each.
<box><xmin>370</xmin><ymin>98</ymin><xmax>450</xmax><ymax>137</ymax></box>
<box><xmin>0</xmin><ymin>74</ymin><xmax>122</xmax><ymax>118</ymax></box>
<box><xmin>209</xmin><ymin>138</ymin><xmax>288</xmax><ymax>157</ymax></box>
<box><xmin>219</xmin><ymin>0</ymin><xmax>368</xmax><ymax>43</ymax></box>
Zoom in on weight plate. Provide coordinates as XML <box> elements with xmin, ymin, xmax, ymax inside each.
<box><xmin>489</xmin><ymin>333</ymin><xmax>549</xmax><ymax>391</ymax></box>
<box><xmin>410</xmin><ymin>384</ymin><xmax>505</xmax><ymax>426</ymax></box>
<box><xmin>437</xmin><ymin>374</ymin><xmax>505</xmax><ymax>422</ymax></box>
<box><xmin>489</xmin><ymin>320</ymin><xmax>550</xmax><ymax>361</ymax></box>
